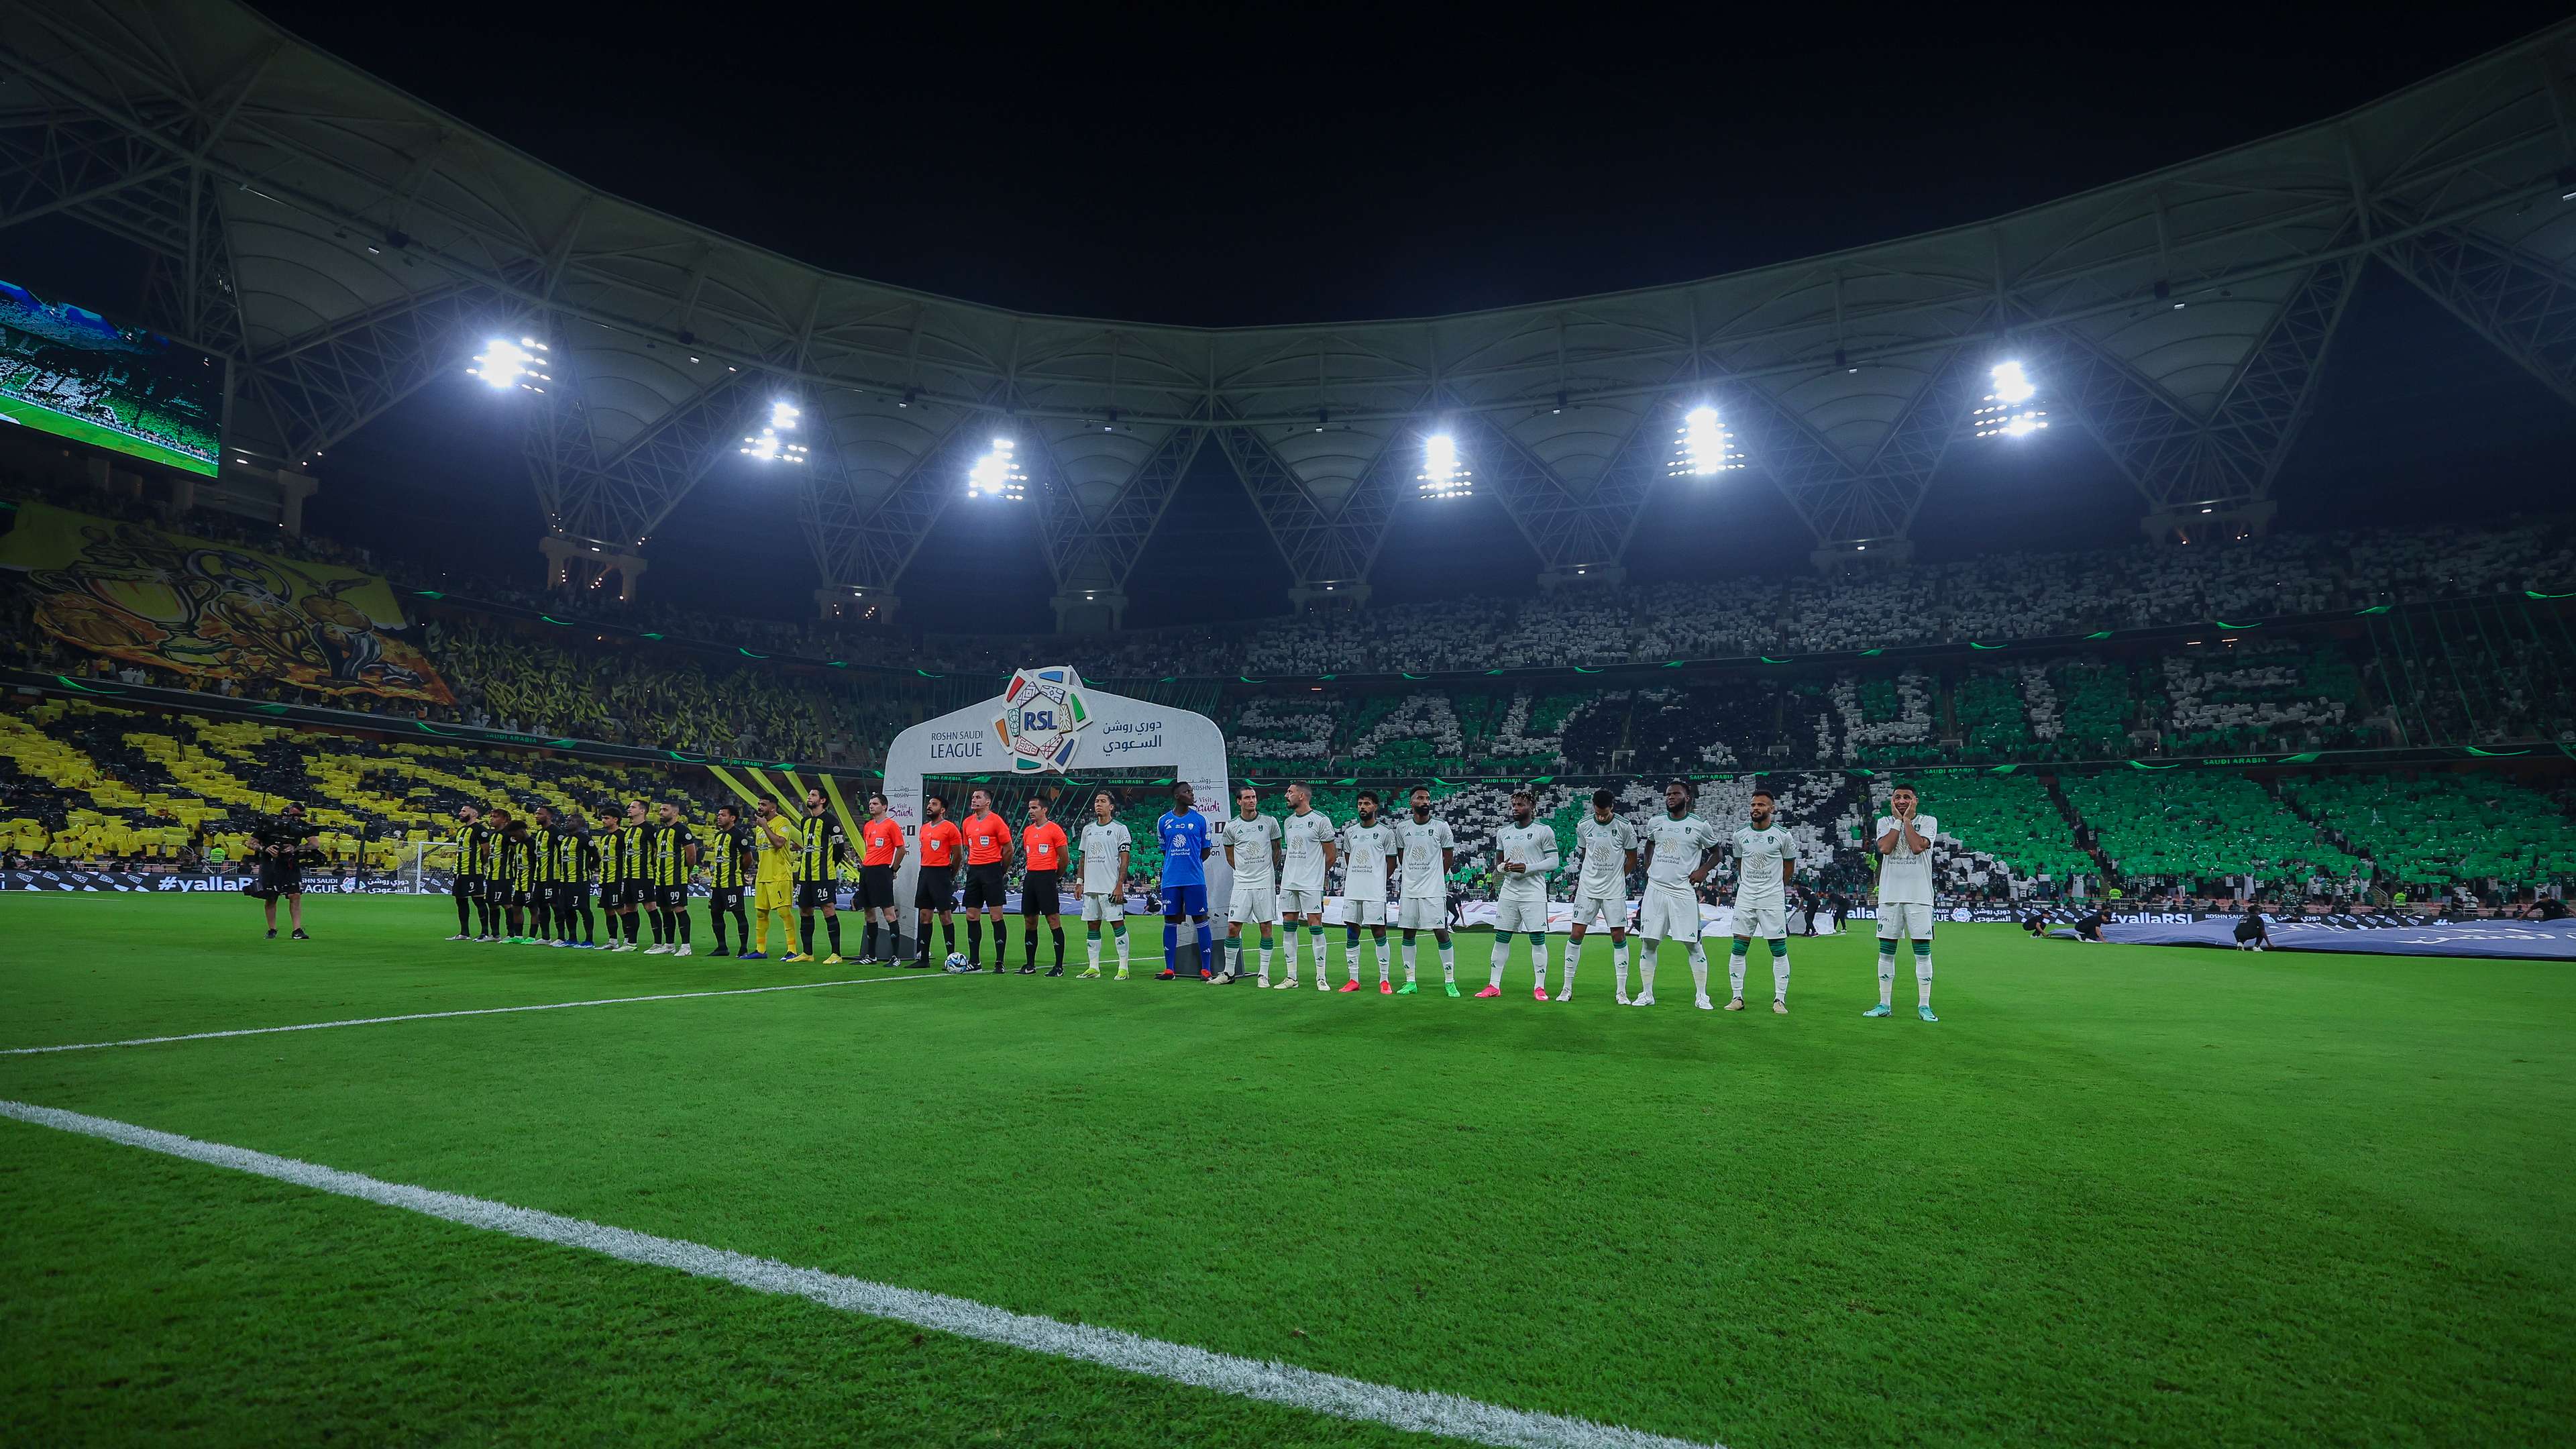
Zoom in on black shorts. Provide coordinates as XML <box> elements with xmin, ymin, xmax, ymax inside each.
<box><xmin>650</xmin><ymin>883</ymin><xmax>684</xmax><ymax>912</ymax></box>
<box><xmin>616</xmin><ymin>880</ymin><xmax>646</xmax><ymax>908</ymax></box>
<box><xmin>1020</xmin><ymin>870</ymin><xmax>1061</xmax><ymax>917</ymax></box>
<box><xmin>796</xmin><ymin>879</ymin><xmax>837</xmax><ymax>911</ymax></box>
<box><xmin>915</xmin><ymin>865</ymin><xmax>957</xmax><ymax>911</ymax></box>
<box><xmin>452</xmin><ymin>872</ymin><xmax>482</xmax><ymax>899</ymax></box>
<box><xmin>859</xmin><ymin>864</ymin><xmax>896</xmax><ymax>910</ymax></box>
<box><xmin>555</xmin><ymin>881</ymin><xmax>588</xmax><ymax>910</ymax></box>
<box><xmin>709</xmin><ymin>885</ymin><xmax>743</xmax><ymax>914</ymax></box>
<box><xmin>482</xmin><ymin>874</ymin><xmax>510</xmax><ymax>903</ymax></box>
<box><xmin>259</xmin><ymin>859</ymin><xmax>303</xmax><ymax>896</ymax></box>
<box><xmin>961</xmin><ymin>862</ymin><xmax>1008</xmax><ymax>910</ymax></box>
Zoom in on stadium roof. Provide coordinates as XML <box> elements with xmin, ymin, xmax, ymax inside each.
<box><xmin>5</xmin><ymin>3</ymin><xmax>2574</xmax><ymax>602</ymax></box>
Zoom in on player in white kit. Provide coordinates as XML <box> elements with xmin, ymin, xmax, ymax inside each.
<box><xmin>1725</xmin><ymin>788</ymin><xmax>1799</xmax><ymax>1014</ymax></box>
<box><xmin>1483</xmin><ymin>788</ymin><xmax>1560</xmax><ymax>1000</ymax></box>
<box><xmin>1338</xmin><ymin>790</ymin><xmax>1398</xmax><ymax>992</ymax></box>
<box><xmin>1075</xmin><ymin>790</ymin><xmax>1133</xmax><ymax>978</ymax></box>
<box><xmin>1275</xmin><ymin>782</ymin><xmax>1341</xmax><ymax>990</ymax></box>
<box><xmin>1867</xmin><ymin>782</ymin><xmax>1940</xmax><ymax>1022</ymax></box>
<box><xmin>1393</xmin><ymin>784</ymin><xmax>1458</xmax><ymax>996</ymax></box>
<box><xmin>1634</xmin><ymin>779</ymin><xmax>1721</xmax><ymax>1008</ymax></box>
<box><xmin>1559</xmin><ymin>788</ymin><xmax>1640</xmax><ymax>1002</ymax></box>
<box><xmin>1219</xmin><ymin>786</ymin><xmax>1281</xmax><ymax>986</ymax></box>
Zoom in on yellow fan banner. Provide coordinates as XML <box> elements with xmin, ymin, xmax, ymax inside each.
<box><xmin>0</xmin><ymin>502</ymin><xmax>455</xmax><ymax>704</ymax></box>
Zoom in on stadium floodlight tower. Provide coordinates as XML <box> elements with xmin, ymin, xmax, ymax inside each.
<box><xmin>740</xmin><ymin>399</ymin><xmax>809</xmax><ymax>464</ymax></box>
<box><xmin>1670</xmin><ymin>403</ymin><xmax>1745</xmax><ymax>476</ymax></box>
<box><xmin>468</xmin><ymin>336</ymin><xmax>549</xmax><ymax>392</ymax></box>
<box><xmin>1416</xmin><ymin>429</ymin><xmax>1473</xmax><ymax>500</ymax></box>
<box><xmin>1970</xmin><ymin>360</ymin><xmax>2049</xmax><ymax>438</ymax></box>
<box><xmin>966</xmin><ymin>435</ymin><xmax>1027</xmax><ymax>501</ymax></box>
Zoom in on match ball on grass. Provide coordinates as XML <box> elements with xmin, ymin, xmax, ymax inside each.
<box><xmin>947</xmin><ymin>953</ymin><xmax>969</xmax><ymax>969</ymax></box>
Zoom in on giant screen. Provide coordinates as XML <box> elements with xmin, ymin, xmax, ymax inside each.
<box><xmin>0</xmin><ymin>278</ymin><xmax>221</xmax><ymax>477</ymax></box>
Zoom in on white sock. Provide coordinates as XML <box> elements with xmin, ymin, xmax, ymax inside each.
<box><xmin>1372</xmin><ymin>936</ymin><xmax>1388</xmax><ymax>983</ymax></box>
<box><xmin>1115</xmin><ymin>928</ymin><xmax>1130</xmax><ymax>966</ymax></box>
<box><xmin>1772</xmin><ymin>949</ymin><xmax>1790</xmax><ymax>1002</ymax></box>
<box><xmin>1087</xmin><ymin>933</ymin><xmax>1102</xmax><ymax>969</ymax></box>
<box><xmin>1689</xmin><ymin>943</ymin><xmax>1710</xmax><ymax>1000</ymax></box>
<box><xmin>1917</xmin><ymin>951</ymin><xmax>1933</xmax><ymax>1008</ymax></box>
<box><xmin>1440</xmin><ymin>943</ymin><xmax>1455</xmax><ymax>983</ymax></box>
<box><xmin>1529</xmin><ymin>935</ymin><xmax>1548</xmax><ymax>991</ymax></box>
<box><xmin>1613</xmin><ymin>941</ymin><xmax>1630</xmax><ymax>996</ymax></box>
<box><xmin>1489</xmin><ymin>937</ymin><xmax>1507</xmax><ymax>989</ymax></box>
<box><xmin>1638</xmin><ymin>945</ymin><xmax>1656</xmax><ymax>996</ymax></box>
<box><xmin>1260</xmin><ymin>944</ymin><xmax>1273</xmax><ymax>978</ymax></box>
<box><xmin>1728</xmin><ymin>947</ymin><xmax>1746</xmax><ymax>999</ymax></box>
<box><xmin>1560</xmin><ymin>938</ymin><xmax>1579</xmax><ymax>989</ymax></box>
<box><xmin>1403</xmin><ymin>939</ymin><xmax>1417</xmax><ymax>981</ymax></box>
<box><xmin>1878</xmin><ymin>949</ymin><xmax>1896</xmax><ymax>1006</ymax></box>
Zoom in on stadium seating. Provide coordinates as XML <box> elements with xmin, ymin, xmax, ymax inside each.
<box><xmin>2057</xmin><ymin>770</ymin><xmax>2362</xmax><ymax>890</ymax></box>
<box><xmin>2277</xmin><ymin>772</ymin><xmax>2576</xmax><ymax>893</ymax></box>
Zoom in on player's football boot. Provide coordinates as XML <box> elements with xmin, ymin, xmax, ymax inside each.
<box><xmin>1444</xmin><ymin>982</ymin><xmax>1462</xmax><ymax>998</ymax></box>
<box><xmin>739</xmin><ymin>951</ymin><xmax>765</xmax><ymax>961</ymax></box>
<box><xmin>1019</xmin><ymin>963</ymin><xmax>1040</xmax><ymax>974</ymax></box>
<box><xmin>1771</xmin><ymin>999</ymin><xmax>1787</xmax><ymax>1014</ymax></box>
<box><xmin>1473</xmin><ymin>984</ymin><xmax>1502</xmax><ymax>998</ymax></box>
<box><xmin>290</xmin><ymin>929</ymin><xmax>309</xmax><ymax>941</ymax></box>
<box><xmin>1862</xmin><ymin>1003</ymin><xmax>1892</xmax><ymax>1016</ymax></box>
<box><xmin>1554</xmin><ymin>987</ymin><xmax>1573</xmax><ymax>1002</ymax></box>
<box><xmin>643</xmin><ymin>943</ymin><xmax>671</xmax><ymax>955</ymax></box>
<box><xmin>1532</xmin><ymin>987</ymin><xmax>1548</xmax><ymax>1001</ymax></box>
<box><xmin>1696</xmin><ymin>996</ymin><xmax>1715</xmax><ymax>1010</ymax></box>
<box><xmin>1379</xmin><ymin>979</ymin><xmax>1394</xmax><ymax>994</ymax></box>
<box><xmin>1113</xmin><ymin>967</ymin><xmax>1130</xmax><ymax>979</ymax></box>
<box><xmin>1078</xmin><ymin>966</ymin><xmax>1101</xmax><ymax>978</ymax></box>
<box><xmin>823</xmin><ymin>953</ymin><xmax>845</xmax><ymax>965</ymax></box>
<box><xmin>445</xmin><ymin>932</ymin><xmax>470</xmax><ymax>942</ymax></box>
<box><xmin>1631</xmin><ymin>994</ymin><xmax>1655</xmax><ymax>1007</ymax></box>
<box><xmin>1199</xmin><ymin>967</ymin><xmax>1214</xmax><ymax>980</ymax></box>
<box><xmin>674</xmin><ymin>944</ymin><xmax>694</xmax><ymax>958</ymax></box>
<box><xmin>1156</xmin><ymin>968</ymin><xmax>1178</xmax><ymax>979</ymax></box>
<box><xmin>1723</xmin><ymin>997</ymin><xmax>1744</xmax><ymax>1011</ymax></box>
<box><xmin>1394</xmin><ymin>981</ymin><xmax>1417</xmax><ymax>995</ymax></box>
<box><xmin>1339</xmin><ymin>979</ymin><xmax>1361</xmax><ymax>993</ymax></box>
<box><xmin>1918</xmin><ymin>1006</ymin><xmax>1939</xmax><ymax>1022</ymax></box>
<box><xmin>1044</xmin><ymin>965</ymin><xmax>1064</xmax><ymax>977</ymax></box>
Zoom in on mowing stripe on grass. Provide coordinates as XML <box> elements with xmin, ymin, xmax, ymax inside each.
<box><xmin>0</xmin><ymin>974</ymin><xmax>943</xmax><ymax>1057</ymax></box>
<box><xmin>0</xmin><ymin>1099</ymin><xmax>1720</xmax><ymax>1449</ymax></box>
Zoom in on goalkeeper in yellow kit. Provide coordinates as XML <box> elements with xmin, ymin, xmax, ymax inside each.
<box><xmin>745</xmin><ymin>798</ymin><xmax>801</xmax><ymax>959</ymax></box>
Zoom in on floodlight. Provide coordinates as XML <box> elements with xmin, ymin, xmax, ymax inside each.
<box><xmin>1417</xmin><ymin>431</ymin><xmax>1472</xmax><ymax>500</ymax></box>
<box><xmin>1971</xmin><ymin>360</ymin><xmax>2049</xmax><ymax>438</ymax></box>
<box><xmin>468</xmin><ymin>336</ymin><xmax>549</xmax><ymax>392</ymax></box>
<box><xmin>967</xmin><ymin>437</ymin><xmax>1026</xmax><ymax>500</ymax></box>
<box><xmin>1670</xmin><ymin>403</ymin><xmax>1743</xmax><ymax>476</ymax></box>
<box><xmin>739</xmin><ymin>397</ymin><xmax>808</xmax><ymax>463</ymax></box>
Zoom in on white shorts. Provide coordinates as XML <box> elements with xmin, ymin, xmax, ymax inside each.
<box><xmin>1639</xmin><ymin>883</ymin><xmax>1702</xmax><ymax>942</ymax></box>
<box><xmin>1342</xmin><ymin>897</ymin><xmax>1387</xmax><ymax>926</ymax></box>
<box><xmin>1397</xmin><ymin>893</ymin><xmax>1446</xmax><ymax>931</ymax></box>
<box><xmin>1228</xmin><ymin>883</ymin><xmax>1277</xmax><ymax>926</ymax></box>
<box><xmin>1730</xmin><ymin>902</ymin><xmax>1785</xmax><ymax>939</ymax></box>
<box><xmin>1567</xmin><ymin>893</ymin><xmax>1626</xmax><ymax>931</ymax></box>
<box><xmin>1494</xmin><ymin>894</ymin><xmax>1550</xmax><ymax>934</ymax></box>
<box><xmin>1279</xmin><ymin>887</ymin><xmax>1325</xmax><ymax>916</ymax></box>
<box><xmin>1079</xmin><ymin>891</ymin><xmax>1125</xmax><ymax>922</ymax></box>
<box><xmin>1877</xmin><ymin>902</ymin><xmax>1935</xmax><ymax>941</ymax></box>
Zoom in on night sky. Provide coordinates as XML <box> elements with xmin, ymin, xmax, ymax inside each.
<box><xmin>10</xmin><ymin>3</ymin><xmax>2574</xmax><ymax>629</ymax></box>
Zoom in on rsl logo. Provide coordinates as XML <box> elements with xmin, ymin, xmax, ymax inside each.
<box><xmin>991</xmin><ymin>665</ymin><xmax>1093</xmax><ymax>773</ymax></box>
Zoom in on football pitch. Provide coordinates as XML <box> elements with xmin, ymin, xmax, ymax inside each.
<box><xmin>3</xmin><ymin>895</ymin><xmax>2569</xmax><ymax>1447</ymax></box>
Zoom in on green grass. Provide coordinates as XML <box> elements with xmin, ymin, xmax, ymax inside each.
<box><xmin>3</xmin><ymin>894</ymin><xmax>2571</xmax><ymax>1447</ymax></box>
<box><xmin>0</xmin><ymin>392</ymin><xmax>218</xmax><ymax>476</ymax></box>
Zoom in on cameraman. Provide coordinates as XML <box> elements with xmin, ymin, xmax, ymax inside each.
<box><xmin>252</xmin><ymin>802</ymin><xmax>321</xmax><ymax>940</ymax></box>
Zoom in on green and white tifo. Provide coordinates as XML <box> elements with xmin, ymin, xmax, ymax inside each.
<box><xmin>3</xmin><ymin>892</ymin><xmax>2570</xmax><ymax>1448</ymax></box>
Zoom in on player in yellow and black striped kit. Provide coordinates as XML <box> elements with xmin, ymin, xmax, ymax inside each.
<box><xmin>641</xmin><ymin>800</ymin><xmax>699</xmax><ymax>956</ymax></box>
<box><xmin>703</xmin><ymin>804</ymin><xmax>753</xmax><ymax>957</ymax></box>
<box><xmin>606</xmin><ymin>800</ymin><xmax>650</xmax><ymax>952</ymax></box>
<box><xmin>791</xmin><ymin>788</ymin><xmax>853</xmax><ymax>965</ymax></box>
<box><xmin>549</xmin><ymin>805</ymin><xmax>596</xmax><ymax>948</ymax></box>
<box><xmin>449</xmin><ymin>804</ymin><xmax>494</xmax><ymax>941</ymax></box>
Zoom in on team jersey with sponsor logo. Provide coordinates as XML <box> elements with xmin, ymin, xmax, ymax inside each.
<box><xmin>1078</xmin><ymin>820</ymin><xmax>1131</xmax><ymax>894</ymax></box>
<box><xmin>1493</xmin><ymin>820</ymin><xmax>1559</xmax><ymax>902</ymax></box>
<box><xmin>1338</xmin><ymin>818</ymin><xmax>1395</xmax><ymax>900</ymax></box>
<box><xmin>1222</xmin><ymin>813</ymin><xmax>1281</xmax><ymax>889</ymax></box>
<box><xmin>1643</xmin><ymin>812</ymin><xmax>1719</xmax><ymax>888</ymax></box>
<box><xmin>1875</xmin><ymin>814</ymin><xmax>1940</xmax><ymax>906</ymax></box>
<box><xmin>704</xmin><ymin>823</ymin><xmax>749</xmax><ymax>890</ymax></box>
<box><xmin>1729</xmin><ymin>823</ymin><xmax>1797</xmax><ymax>910</ymax></box>
<box><xmin>1395</xmin><ymin>816</ymin><xmax>1456</xmax><ymax>898</ymax></box>
<box><xmin>1157</xmin><ymin>810</ymin><xmax>1210</xmax><ymax>887</ymax></box>
<box><xmin>795</xmin><ymin>814</ymin><xmax>847</xmax><ymax>883</ymax></box>
<box><xmin>1574</xmin><ymin>814</ymin><xmax>1639</xmax><ymax>896</ymax></box>
<box><xmin>1279</xmin><ymin>809</ymin><xmax>1336</xmax><ymax>893</ymax></box>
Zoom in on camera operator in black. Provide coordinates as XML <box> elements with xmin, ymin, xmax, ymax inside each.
<box><xmin>251</xmin><ymin>802</ymin><xmax>321</xmax><ymax>940</ymax></box>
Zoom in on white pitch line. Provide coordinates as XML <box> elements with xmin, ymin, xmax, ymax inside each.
<box><xmin>1</xmin><ymin>1099</ymin><xmax>1717</xmax><ymax>1449</ymax></box>
<box><xmin>0</xmin><ymin>974</ymin><xmax>941</xmax><ymax>1057</ymax></box>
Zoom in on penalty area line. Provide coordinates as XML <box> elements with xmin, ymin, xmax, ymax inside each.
<box><xmin>0</xmin><ymin>974</ymin><xmax>943</xmax><ymax>1057</ymax></box>
<box><xmin>0</xmin><ymin>1099</ymin><xmax>1720</xmax><ymax>1449</ymax></box>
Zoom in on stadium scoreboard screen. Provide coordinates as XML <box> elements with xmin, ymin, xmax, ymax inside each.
<box><xmin>0</xmin><ymin>276</ymin><xmax>221</xmax><ymax>477</ymax></box>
